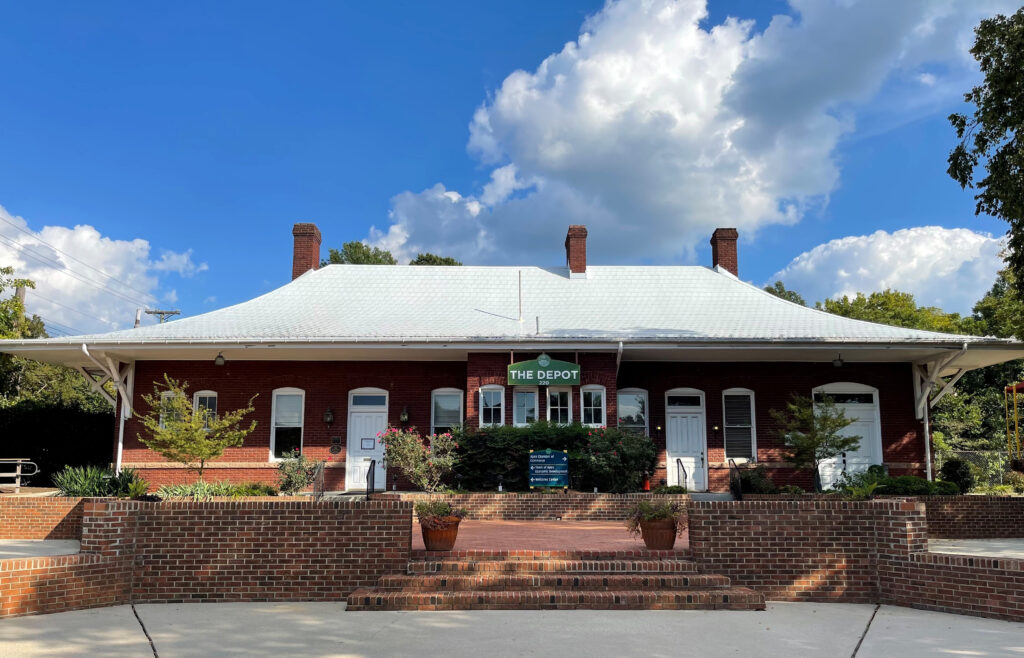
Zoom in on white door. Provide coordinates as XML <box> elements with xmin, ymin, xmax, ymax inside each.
<box><xmin>347</xmin><ymin>411</ymin><xmax>387</xmax><ymax>491</ymax></box>
<box><xmin>666</xmin><ymin>412</ymin><xmax>707</xmax><ymax>492</ymax></box>
<box><xmin>817</xmin><ymin>387</ymin><xmax>882</xmax><ymax>490</ymax></box>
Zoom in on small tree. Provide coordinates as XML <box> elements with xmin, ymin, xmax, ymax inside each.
<box><xmin>380</xmin><ymin>427</ymin><xmax>457</xmax><ymax>492</ymax></box>
<box><xmin>137</xmin><ymin>375</ymin><xmax>257</xmax><ymax>480</ymax></box>
<box><xmin>770</xmin><ymin>395</ymin><xmax>861</xmax><ymax>492</ymax></box>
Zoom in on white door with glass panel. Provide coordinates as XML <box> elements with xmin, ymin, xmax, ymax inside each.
<box><xmin>665</xmin><ymin>390</ymin><xmax>707</xmax><ymax>492</ymax></box>
<box><xmin>346</xmin><ymin>389</ymin><xmax>388</xmax><ymax>491</ymax></box>
<box><xmin>815</xmin><ymin>384</ymin><xmax>882</xmax><ymax>490</ymax></box>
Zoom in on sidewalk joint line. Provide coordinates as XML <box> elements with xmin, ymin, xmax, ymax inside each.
<box><xmin>851</xmin><ymin>603</ymin><xmax>881</xmax><ymax>658</ymax></box>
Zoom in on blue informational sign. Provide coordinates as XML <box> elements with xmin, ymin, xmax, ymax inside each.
<box><xmin>529</xmin><ymin>449</ymin><xmax>569</xmax><ymax>489</ymax></box>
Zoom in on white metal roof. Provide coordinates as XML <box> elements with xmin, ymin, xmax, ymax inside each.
<box><xmin>3</xmin><ymin>263</ymin><xmax>1016</xmax><ymax>345</ymax></box>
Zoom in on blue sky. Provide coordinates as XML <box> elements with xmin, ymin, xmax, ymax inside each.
<box><xmin>0</xmin><ymin>0</ymin><xmax>1016</xmax><ymax>335</ymax></box>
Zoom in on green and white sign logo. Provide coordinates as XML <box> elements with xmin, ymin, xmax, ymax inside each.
<box><xmin>508</xmin><ymin>353</ymin><xmax>581</xmax><ymax>386</ymax></box>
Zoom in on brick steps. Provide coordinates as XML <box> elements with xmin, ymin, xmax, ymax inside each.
<box><xmin>376</xmin><ymin>573</ymin><xmax>734</xmax><ymax>592</ymax></box>
<box><xmin>349</xmin><ymin>550</ymin><xmax>765</xmax><ymax>611</ymax></box>
<box><xmin>346</xmin><ymin>587</ymin><xmax>765</xmax><ymax>611</ymax></box>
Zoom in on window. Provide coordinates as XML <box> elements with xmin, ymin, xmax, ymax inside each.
<box><xmin>513</xmin><ymin>387</ymin><xmax>537</xmax><ymax>426</ymax></box>
<box><xmin>547</xmin><ymin>387</ymin><xmax>571</xmax><ymax>424</ymax></box>
<box><xmin>581</xmin><ymin>385</ymin><xmax>606</xmax><ymax>427</ymax></box>
<box><xmin>431</xmin><ymin>388</ymin><xmax>463</xmax><ymax>435</ymax></box>
<box><xmin>352</xmin><ymin>394</ymin><xmax>387</xmax><ymax>406</ymax></box>
<box><xmin>271</xmin><ymin>388</ymin><xmax>304</xmax><ymax>459</ymax></box>
<box><xmin>723</xmin><ymin>388</ymin><xmax>755</xmax><ymax>460</ymax></box>
<box><xmin>617</xmin><ymin>388</ymin><xmax>648</xmax><ymax>434</ymax></box>
<box><xmin>193</xmin><ymin>390</ymin><xmax>217</xmax><ymax>429</ymax></box>
<box><xmin>479</xmin><ymin>385</ymin><xmax>504</xmax><ymax>426</ymax></box>
<box><xmin>158</xmin><ymin>390</ymin><xmax>182</xmax><ymax>429</ymax></box>
<box><xmin>667</xmin><ymin>394</ymin><xmax>702</xmax><ymax>407</ymax></box>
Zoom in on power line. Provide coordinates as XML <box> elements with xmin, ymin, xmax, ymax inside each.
<box><xmin>0</xmin><ymin>216</ymin><xmax>158</xmax><ymax>303</ymax></box>
<box><xmin>35</xmin><ymin>314</ymin><xmax>83</xmax><ymax>336</ymax></box>
<box><xmin>24</xmin><ymin>290</ymin><xmax>106</xmax><ymax>322</ymax></box>
<box><xmin>0</xmin><ymin>234</ymin><xmax>151</xmax><ymax>307</ymax></box>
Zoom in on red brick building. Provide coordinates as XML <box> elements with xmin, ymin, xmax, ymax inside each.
<box><xmin>4</xmin><ymin>224</ymin><xmax>1022</xmax><ymax>491</ymax></box>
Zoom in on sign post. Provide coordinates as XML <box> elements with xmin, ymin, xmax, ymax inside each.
<box><xmin>529</xmin><ymin>448</ymin><xmax>569</xmax><ymax>490</ymax></box>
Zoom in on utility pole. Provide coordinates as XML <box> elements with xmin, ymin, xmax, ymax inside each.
<box><xmin>145</xmin><ymin>309</ymin><xmax>180</xmax><ymax>324</ymax></box>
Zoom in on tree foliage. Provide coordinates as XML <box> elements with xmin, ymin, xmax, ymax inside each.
<box><xmin>763</xmin><ymin>281</ymin><xmax>805</xmax><ymax>305</ymax></box>
<box><xmin>770</xmin><ymin>395</ymin><xmax>861</xmax><ymax>490</ymax></box>
<box><xmin>817</xmin><ymin>289</ymin><xmax>974</xmax><ymax>334</ymax></box>
<box><xmin>137</xmin><ymin>375</ymin><xmax>257</xmax><ymax>480</ymax></box>
<box><xmin>322</xmin><ymin>241</ymin><xmax>397</xmax><ymax>265</ymax></box>
<box><xmin>948</xmin><ymin>8</ymin><xmax>1024</xmax><ymax>285</ymax></box>
<box><xmin>409</xmin><ymin>253</ymin><xmax>463</xmax><ymax>266</ymax></box>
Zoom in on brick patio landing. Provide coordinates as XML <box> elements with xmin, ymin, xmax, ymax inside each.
<box><xmin>410</xmin><ymin>520</ymin><xmax>690</xmax><ymax>552</ymax></box>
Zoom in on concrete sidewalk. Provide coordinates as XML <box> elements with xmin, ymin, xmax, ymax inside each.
<box><xmin>1</xmin><ymin>602</ymin><xmax>1022</xmax><ymax>657</ymax></box>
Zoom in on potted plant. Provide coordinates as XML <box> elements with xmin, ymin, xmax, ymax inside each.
<box><xmin>415</xmin><ymin>500</ymin><xmax>467</xmax><ymax>551</ymax></box>
<box><xmin>625</xmin><ymin>500</ymin><xmax>687</xmax><ymax>550</ymax></box>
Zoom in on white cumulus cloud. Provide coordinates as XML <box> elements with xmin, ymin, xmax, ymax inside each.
<box><xmin>0</xmin><ymin>203</ymin><xmax>207</xmax><ymax>335</ymax></box>
<box><xmin>368</xmin><ymin>0</ymin><xmax>1018</xmax><ymax>265</ymax></box>
<box><xmin>769</xmin><ymin>227</ymin><xmax>1004</xmax><ymax>314</ymax></box>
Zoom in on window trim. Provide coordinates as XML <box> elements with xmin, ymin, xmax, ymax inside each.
<box><xmin>722</xmin><ymin>387</ymin><xmax>756</xmax><ymax>463</ymax></box>
<box><xmin>431</xmin><ymin>387</ymin><xmax>463</xmax><ymax>435</ymax></box>
<box><xmin>617</xmin><ymin>387</ymin><xmax>649</xmax><ymax>434</ymax></box>
<box><xmin>479</xmin><ymin>384</ymin><xmax>505</xmax><ymax>427</ymax></box>
<box><xmin>580</xmin><ymin>384</ymin><xmax>607</xmax><ymax>427</ymax></box>
<box><xmin>546</xmin><ymin>386</ymin><xmax>572</xmax><ymax>424</ymax></box>
<box><xmin>192</xmin><ymin>390</ymin><xmax>218</xmax><ymax>430</ymax></box>
<box><xmin>158</xmin><ymin>390</ymin><xmax>182</xmax><ymax>429</ymax></box>
<box><xmin>270</xmin><ymin>387</ymin><xmax>305</xmax><ymax>461</ymax></box>
<box><xmin>513</xmin><ymin>386</ymin><xmax>539</xmax><ymax>427</ymax></box>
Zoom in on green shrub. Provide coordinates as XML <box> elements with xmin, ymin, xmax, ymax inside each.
<box><xmin>155</xmin><ymin>480</ymin><xmax>277</xmax><ymax>501</ymax></box>
<box><xmin>452</xmin><ymin>422</ymin><xmax>656</xmax><ymax>493</ymax></box>
<box><xmin>876</xmin><ymin>475</ymin><xmax>933</xmax><ymax>495</ymax></box>
<box><xmin>230</xmin><ymin>482</ymin><xmax>279</xmax><ymax>497</ymax></box>
<box><xmin>845</xmin><ymin>482</ymin><xmax>880</xmax><ymax>500</ymax></box>
<box><xmin>651</xmin><ymin>485</ymin><xmax>688</xmax><ymax>494</ymax></box>
<box><xmin>738</xmin><ymin>465</ymin><xmax>777</xmax><ymax>494</ymax></box>
<box><xmin>382</xmin><ymin>427</ymin><xmax>458</xmax><ymax>492</ymax></box>
<box><xmin>277</xmin><ymin>451</ymin><xmax>323</xmax><ymax>494</ymax></box>
<box><xmin>778</xmin><ymin>484</ymin><xmax>805</xmax><ymax>495</ymax></box>
<box><xmin>931</xmin><ymin>480</ymin><xmax>960</xmax><ymax>495</ymax></box>
<box><xmin>938</xmin><ymin>459</ymin><xmax>974</xmax><ymax>494</ymax></box>
<box><xmin>1005</xmin><ymin>470</ymin><xmax>1024</xmax><ymax>493</ymax></box>
<box><xmin>53</xmin><ymin>465</ymin><xmax>149</xmax><ymax>498</ymax></box>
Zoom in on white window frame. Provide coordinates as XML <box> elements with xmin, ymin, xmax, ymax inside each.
<box><xmin>158</xmin><ymin>390</ymin><xmax>182</xmax><ymax>429</ymax></box>
<box><xmin>479</xmin><ymin>384</ymin><xmax>505</xmax><ymax>427</ymax></box>
<box><xmin>431</xmin><ymin>387</ymin><xmax>463</xmax><ymax>435</ymax></box>
<box><xmin>192</xmin><ymin>390</ymin><xmax>218</xmax><ymax>430</ymax></box>
<box><xmin>546</xmin><ymin>386</ymin><xmax>572</xmax><ymax>424</ymax></box>
<box><xmin>617</xmin><ymin>387</ymin><xmax>649</xmax><ymax>434</ymax></box>
<box><xmin>581</xmin><ymin>384</ymin><xmax>607</xmax><ymax>427</ymax></box>
<box><xmin>722</xmin><ymin>387</ymin><xmax>756</xmax><ymax>463</ymax></box>
<box><xmin>270</xmin><ymin>387</ymin><xmax>305</xmax><ymax>461</ymax></box>
<box><xmin>513</xmin><ymin>386</ymin><xmax>538</xmax><ymax>427</ymax></box>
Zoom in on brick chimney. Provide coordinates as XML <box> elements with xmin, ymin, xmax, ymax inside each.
<box><xmin>710</xmin><ymin>228</ymin><xmax>738</xmax><ymax>277</ymax></box>
<box><xmin>565</xmin><ymin>225</ymin><xmax>588</xmax><ymax>278</ymax></box>
<box><xmin>292</xmin><ymin>223</ymin><xmax>322</xmax><ymax>280</ymax></box>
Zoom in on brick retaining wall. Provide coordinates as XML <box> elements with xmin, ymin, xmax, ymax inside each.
<box><xmin>0</xmin><ymin>497</ymin><xmax>88</xmax><ymax>540</ymax></box>
<box><xmin>0</xmin><ymin>498</ymin><xmax>412</xmax><ymax>618</ymax></box>
<box><xmin>922</xmin><ymin>496</ymin><xmax>1024</xmax><ymax>539</ymax></box>
<box><xmin>390</xmin><ymin>492</ymin><xmax>690</xmax><ymax>521</ymax></box>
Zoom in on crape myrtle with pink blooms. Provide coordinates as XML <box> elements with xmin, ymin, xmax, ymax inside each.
<box><xmin>379</xmin><ymin>426</ymin><xmax>459</xmax><ymax>492</ymax></box>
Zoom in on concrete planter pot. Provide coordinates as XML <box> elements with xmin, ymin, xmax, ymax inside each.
<box><xmin>419</xmin><ymin>516</ymin><xmax>462</xmax><ymax>551</ymax></box>
<box><xmin>638</xmin><ymin>518</ymin><xmax>677</xmax><ymax>550</ymax></box>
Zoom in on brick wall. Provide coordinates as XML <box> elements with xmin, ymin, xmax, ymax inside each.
<box><xmin>687</xmin><ymin>499</ymin><xmax>921</xmax><ymax>603</ymax></box>
<box><xmin>922</xmin><ymin>496</ymin><xmax>1024</xmax><ymax>539</ymax></box>
<box><xmin>0</xmin><ymin>497</ymin><xmax>412</xmax><ymax>617</ymax></box>
<box><xmin>392</xmin><ymin>492</ymin><xmax>689</xmax><ymax>521</ymax></box>
<box><xmin>0</xmin><ymin>497</ymin><xmax>87</xmax><ymax>540</ymax></box>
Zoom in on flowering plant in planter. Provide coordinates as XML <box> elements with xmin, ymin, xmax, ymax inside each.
<box><xmin>625</xmin><ymin>500</ymin><xmax>687</xmax><ymax>550</ymax></box>
<box><xmin>414</xmin><ymin>500</ymin><xmax>468</xmax><ymax>551</ymax></box>
<box><xmin>379</xmin><ymin>427</ymin><xmax>458</xmax><ymax>492</ymax></box>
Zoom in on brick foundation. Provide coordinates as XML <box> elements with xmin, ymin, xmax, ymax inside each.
<box><xmin>390</xmin><ymin>492</ymin><xmax>690</xmax><ymax>521</ymax></box>
<box><xmin>0</xmin><ymin>497</ymin><xmax>88</xmax><ymax>540</ymax></box>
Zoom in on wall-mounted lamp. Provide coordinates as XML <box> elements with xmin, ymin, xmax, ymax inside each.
<box><xmin>399</xmin><ymin>406</ymin><xmax>409</xmax><ymax>424</ymax></box>
<box><xmin>832</xmin><ymin>353</ymin><xmax>844</xmax><ymax>368</ymax></box>
<box><xmin>323</xmin><ymin>407</ymin><xmax>334</xmax><ymax>426</ymax></box>
<box><xmin>214</xmin><ymin>352</ymin><xmax>226</xmax><ymax>366</ymax></box>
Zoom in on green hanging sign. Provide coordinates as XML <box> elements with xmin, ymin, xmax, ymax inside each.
<box><xmin>507</xmin><ymin>353</ymin><xmax>581</xmax><ymax>386</ymax></box>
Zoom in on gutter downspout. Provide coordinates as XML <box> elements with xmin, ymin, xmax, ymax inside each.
<box><xmin>615</xmin><ymin>341</ymin><xmax>624</xmax><ymax>377</ymax></box>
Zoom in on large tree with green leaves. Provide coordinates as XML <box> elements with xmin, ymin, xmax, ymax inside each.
<box><xmin>948</xmin><ymin>7</ymin><xmax>1024</xmax><ymax>284</ymax></box>
<box><xmin>409</xmin><ymin>253</ymin><xmax>462</xmax><ymax>266</ymax></box>
<box><xmin>763</xmin><ymin>281</ymin><xmax>805</xmax><ymax>305</ymax></box>
<box><xmin>817</xmin><ymin>290</ymin><xmax>974</xmax><ymax>335</ymax></box>
<box><xmin>137</xmin><ymin>375</ymin><xmax>257</xmax><ymax>480</ymax></box>
<box><xmin>321</xmin><ymin>241</ymin><xmax>397</xmax><ymax>265</ymax></box>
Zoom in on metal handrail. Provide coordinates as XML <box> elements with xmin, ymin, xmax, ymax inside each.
<box><xmin>0</xmin><ymin>459</ymin><xmax>39</xmax><ymax>494</ymax></box>
<box><xmin>312</xmin><ymin>461</ymin><xmax>325</xmax><ymax>502</ymax></box>
<box><xmin>675</xmin><ymin>458</ymin><xmax>688</xmax><ymax>491</ymax></box>
<box><xmin>728</xmin><ymin>458</ymin><xmax>743</xmax><ymax>500</ymax></box>
<box><xmin>366</xmin><ymin>459</ymin><xmax>376</xmax><ymax>500</ymax></box>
